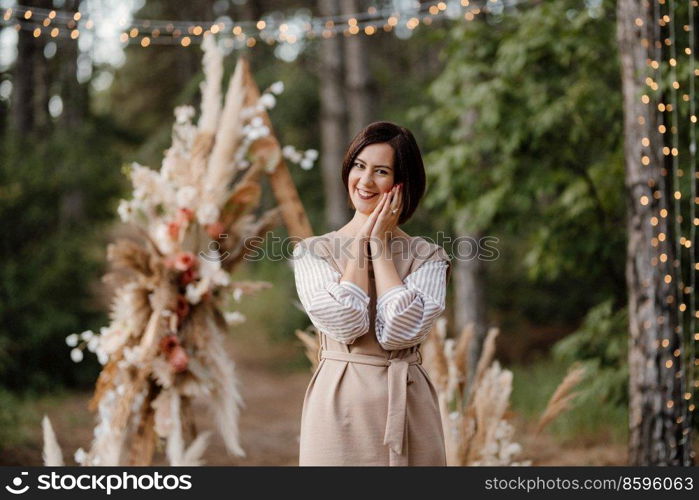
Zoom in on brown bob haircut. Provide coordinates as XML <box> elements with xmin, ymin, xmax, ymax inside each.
<box><xmin>341</xmin><ymin>121</ymin><xmax>426</xmax><ymax>226</ymax></box>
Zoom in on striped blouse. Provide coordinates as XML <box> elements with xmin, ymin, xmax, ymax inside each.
<box><xmin>292</xmin><ymin>242</ymin><xmax>449</xmax><ymax>351</ymax></box>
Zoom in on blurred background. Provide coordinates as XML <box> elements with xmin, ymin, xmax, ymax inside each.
<box><xmin>0</xmin><ymin>0</ymin><xmax>692</xmax><ymax>465</ymax></box>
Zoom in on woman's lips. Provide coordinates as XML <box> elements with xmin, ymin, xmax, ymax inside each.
<box><xmin>357</xmin><ymin>189</ymin><xmax>378</xmax><ymax>200</ymax></box>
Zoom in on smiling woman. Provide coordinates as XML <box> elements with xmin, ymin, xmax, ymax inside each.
<box><xmin>342</xmin><ymin>122</ymin><xmax>426</xmax><ymax>227</ymax></box>
<box><xmin>293</xmin><ymin>121</ymin><xmax>451</xmax><ymax>466</ymax></box>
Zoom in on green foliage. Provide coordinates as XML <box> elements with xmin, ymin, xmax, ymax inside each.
<box><xmin>0</xmin><ymin>123</ymin><xmax>126</xmax><ymax>393</ymax></box>
<box><xmin>412</xmin><ymin>0</ymin><xmax>624</xmax><ymax>278</ymax></box>
<box><xmin>409</xmin><ymin>0</ymin><xmax>627</xmax><ymax>337</ymax></box>
<box><xmin>0</xmin><ymin>387</ymin><xmax>28</xmax><ymax>447</ymax></box>
<box><xmin>510</xmin><ymin>354</ymin><xmax>628</xmax><ymax>445</ymax></box>
<box><xmin>552</xmin><ymin>299</ymin><xmax>629</xmax><ymax>408</ymax></box>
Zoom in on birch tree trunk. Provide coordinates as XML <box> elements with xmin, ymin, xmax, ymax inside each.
<box><xmin>317</xmin><ymin>0</ymin><xmax>351</xmax><ymax>231</ymax></box>
<box><xmin>617</xmin><ymin>0</ymin><xmax>693</xmax><ymax>465</ymax></box>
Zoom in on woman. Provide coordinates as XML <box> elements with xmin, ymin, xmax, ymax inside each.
<box><xmin>292</xmin><ymin>121</ymin><xmax>451</xmax><ymax>466</ymax></box>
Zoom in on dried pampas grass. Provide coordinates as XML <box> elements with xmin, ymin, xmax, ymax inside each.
<box><xmin>421</xmin><ymin>319</ymin><xmax>585</xmax><ymax>466</ymax></box>
<box><xmin>42</xmin><ymin>415</ymin><xmax>64</xmax><ymax>466</ymax></box>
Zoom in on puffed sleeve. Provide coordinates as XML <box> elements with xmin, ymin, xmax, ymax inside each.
<box><xmin>374</xmin><ymin>257</ymin><xmax>449</xmax><ymax>350</ymax></box>
<box><xmin>292</xmin><ymin>242</ymin><xmax>371</xmax><ymax>344</ymax></box>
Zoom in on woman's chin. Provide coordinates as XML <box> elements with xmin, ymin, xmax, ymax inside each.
<box><xmin>355</xmin><ymin>199</ymin><xmax>377</xmax><ymax>212</ymax></box>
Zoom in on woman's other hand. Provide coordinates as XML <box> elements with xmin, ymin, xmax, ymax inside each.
<box><xmin>369</xmin><ymin>183</ymin><xmax>403</xmax><ymax>256</ymax></box>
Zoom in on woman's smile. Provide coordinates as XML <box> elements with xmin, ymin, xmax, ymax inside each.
<box><xmin>357</xmin><ymin>188</ymin><xmax>379</xmax><ymax>200</ymax></box>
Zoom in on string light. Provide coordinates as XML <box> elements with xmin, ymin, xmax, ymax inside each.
<box><xmin>641</xmin><ymin>0</ymin><xmax>698</xmax><ymax>463</ymax></box>
<box><xmin>686</xmin><ymin>0</ymin><xmax>698</xmax><ymax>462</ymax></box>
<box><xmin>0</xmin><ymin>1</ymin><xmax>497</xmax><ymax>47</ymax></box>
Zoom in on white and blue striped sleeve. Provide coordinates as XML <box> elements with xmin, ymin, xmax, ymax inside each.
<box><xmin>292</xmin><ymin>243</ymin><xmax>371</xmax><ymax>344</ymax></box>
<box><xmin>374</xmin><ymin>259</ymin><xmax>449</xmax><ymax>351</ymax></box>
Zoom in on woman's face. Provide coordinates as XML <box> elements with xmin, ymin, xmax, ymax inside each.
<box><xmin>348</xmin><ymin>143</ymin><xmax>396</xmax><ymax>214</ymax></box>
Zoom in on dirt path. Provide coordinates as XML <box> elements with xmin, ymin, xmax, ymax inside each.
<box><xmin>2</xmin><ymin>333</ymin><xmax>636</xmax><ymax>466</ymax></box>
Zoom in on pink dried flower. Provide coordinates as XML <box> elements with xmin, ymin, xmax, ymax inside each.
<box><xmin>173</xmin><ymin>251</ymin><xmax>197</xmax><ymax>271</ymax></box>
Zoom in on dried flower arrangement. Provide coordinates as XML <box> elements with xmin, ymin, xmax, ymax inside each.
<box><xmin>43</xmin><ymin>34</ymin><xmax>316</xmax><ymax>466</ymax></box>
<box><xmin>295</xmin><ymin>318</ymin><xmax>586</xmax><ymax>466</ymax></box>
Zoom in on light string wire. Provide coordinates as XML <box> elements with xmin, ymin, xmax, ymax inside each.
<box><xmin>667</xmin><ymin>0</ymin><xmax>687</xmax><ymax>453</ymax></box>
<box><xmin>0</xmin><ymin>1</ymin><xmax>481</xmax><ymax>46</ymax></box>
<box><xmin>687</xmin><ymin>0</ymin><xmax>698</xmax><ymax>463</ymax></box>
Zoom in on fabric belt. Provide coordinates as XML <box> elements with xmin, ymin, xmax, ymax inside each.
<box><xmin>320</xmin><ymin>349</ymin><xmax>421</xmax><ymax>466</ymax></box>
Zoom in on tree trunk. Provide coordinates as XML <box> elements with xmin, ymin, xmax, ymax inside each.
<box><xmin>317</xmin><ymin>0</ymin><xmax>351</xmax><ymax>232</ymax></box>
<box><xmin>617</xmin><ymin>0</ymin><xmax>693</xmax><ymax>465</ymax></box>
<box><xmin>58</xmin><ymin>1</ymin><xmax>88</xmax><ymax>130</ymax></box>
<box><xmin>453</xmin><ymin>230</ymin><xmax>489</xmax><ymax>387</ymax></box>
<box><xmin>10</xmin><ymin>0</ymin><xmax>53</xmax><ymax>135</ymax></box>
<box><xmin>452</xmin><ymin>108</ymin><xmax>489</xmax><ymax>387</ymax></box>
<box><xmin>340</xmin><ymin>0</ymin><xmax>372</xmax><ymax>136</ymax></box>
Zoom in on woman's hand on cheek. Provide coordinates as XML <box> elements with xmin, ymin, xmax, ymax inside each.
<box><xmin>370</xmin><ymin>184</ymin><xmax>403</xmax><ymax>255</ymax></box>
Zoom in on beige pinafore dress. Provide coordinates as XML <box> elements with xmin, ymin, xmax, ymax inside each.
<box><xmin>298</xmin><ymin>231</ymin><xmax>450</xmax><ymax>466</ymax></box>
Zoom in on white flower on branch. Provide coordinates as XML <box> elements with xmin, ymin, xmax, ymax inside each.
<box><xmin>259</xmin><ymin>93</ymin><xmax>276</xmax><ymax>109</ymax></box>
<box><xmin>224</xmin><ymin>311</ymin><xmax>246</xmax><ymax>325</ymax></box>
<box><xmin>270</xmin><ymin>81</ymin><xmax>284</xmax><ymax>95</ymax></box>
<box><xmin>65</xmin><ymin>333</ymin><xmax>79</xmax><ymax>347</ymax></box>
<box><xmin>281</xmin><ymin>144</ymin><xmax>317</xmax><ymax>170</ymax></box>
<box><xmin>70</xmin><ymin>348</ymin><xmax>83</xmax><ymax>363</ymax></box>
<box><xmin>117</xmin><ymin>199</ymin><xmax>134</xmax><ymax>222</ymax></box>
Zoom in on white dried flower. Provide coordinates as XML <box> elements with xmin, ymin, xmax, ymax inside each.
<box><xmin>152</xmin><ymin>224</ymin><xmax>175</xmax><ymax>255</ymax></box>
<box><xmin>304</xmin><ymin>149</ymin><xmax>318</xmax><ymax>160</ymax></box>
<box><xmin>186</xmin><ymin>279</ymin><xmax>209</xmax><ymax>305</ymax></box>
<box><xmin>70</xmin><ymin>348</ymin><xmax>84</xmax><ymax>363</ymax></box>
<box><xmin>196</xmin><ymin>203</ymin><xmax>220</xmax><ymax>226</ymax></box>
<box><xmin>65</xmin><ymin>333</ymin><xmax>79</xmax><ymax>347</ymax></box>
<box><xmin>259</xmin><ymin>93</ymin><xmax>276</xmax><ymax>109</ymax></box>
<box><xmin>224</xmin><ymin>311</ymin><xmax>246</xmax><ymax>325</ymax></box>
<box><xmin>282</xmin><ymin>145</ymin><xmax>296</xmax><ymax>157</ymax></box>
<box><xmin>174</xmin><ymin>105</ymin><xmax>195</xmax><ymax>124</ymax></box>
<box><xmin>270</xmin><ymin>81</ymin><xmax>284</xmax><ymax>94</ymax></box>
<box><xmin>117</xmin><ymin>199</ymin><xmax>134</xmax><ymax>222</ymax></box>
<box><xmin>87</xmin><ymin>337</ymin><xmax>99</xmax><ymax>353</ymax></box>
<box><xmin>300</xmin><ymin>158</ymin><xmax>313</xmax><ymax>170</ymax></box>
<box><xmin>74</xmin><ymin>448</ymin><xmax>87</xmax><ymax>465</ymax></box>
<box><xmin>176</xmin><ymin>186</ymin><xmax>198</xmax><ymax>208</ymax></box>
<box><xmin>81</xmin><ymin>330</ymin><xmax>94</xmax><ymax>341</ymax></box>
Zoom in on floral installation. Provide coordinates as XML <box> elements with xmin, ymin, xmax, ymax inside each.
<box><xmin>42</xmin><ymin>34</ymin><xmax>315</xmax><ymax>466</ymax></box>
